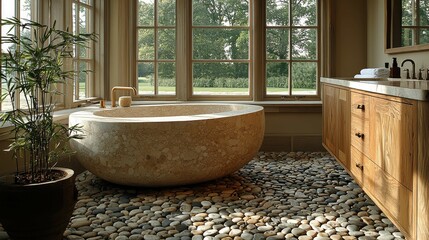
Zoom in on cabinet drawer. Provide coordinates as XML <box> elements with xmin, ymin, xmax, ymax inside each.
<box><xmin>351</xmin><ymin>115</ymin><xmax>370</xmax><ymax>155</ymax></box>
<box><xmin>363</xmin><ymin>157</ymin><xmax>413</xmax><ymax>237</ymax></box>
<box><xmin>351</xmin><ymin>92</ymin><xmax>370</xmax><ymax>119</ymax></box>
<box><xmin>350</xmin><ymin>146</ymin><xmax>365</xmax><ymax>185</ymax></box>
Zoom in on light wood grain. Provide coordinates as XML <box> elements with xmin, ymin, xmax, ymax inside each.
<box><xmin>322</xmin><ymin>84</ymin><xmax>350</xmax><ymax>168</ymax></box>
<box><xmin>417</xmin><ymin>101</ymin><xmax>429</xmax><ymax>239</ymax></box>
<box><xmin>337</xmin><ymin>88</ymin><xmax>350</xmax><ymax>168</ymax></box>
<box><xmin>322</xmin><ymin>85</ymin><xmax>338</xmax><ymax>156</ymax></box>
<box><xmin>363</xmin><ymin>155</ymin><xmax>413</xmax><ymax>238</ymax></box>
<box><xmin>325</xmin><ymin>87</ymin><xmax>421</xmax><ymax>239</ymax></box>
<box><xmin>350</xmin><ymin>146</ymin><xmax>364</xmax><ymax>185</ymax></box>
<box><xmin>369</xmin><ymin>96</ymin><xmax>416</xmax><ymax>191</ymax></box>
<box><xmin>350</xmin><ymin>92</ymin><xmax>371</xmax><ymax>159</ymax></box>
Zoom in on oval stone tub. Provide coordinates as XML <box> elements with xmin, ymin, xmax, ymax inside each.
<box><xmin>69</xmin><ymin>103</ymin><xmax>265</xmax><ymax>187</ymax></box>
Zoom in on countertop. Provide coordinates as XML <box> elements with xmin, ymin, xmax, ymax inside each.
<box><xmin>321</xmin><ymin>77</ymin><xmax>429</xmax><ymax>101</ymax></box>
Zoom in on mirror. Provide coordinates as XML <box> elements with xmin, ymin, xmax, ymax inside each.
<box><xmin>385</xmin><ymin>0</ymin><xmax>429</xmax><ymax>53</ymax></box>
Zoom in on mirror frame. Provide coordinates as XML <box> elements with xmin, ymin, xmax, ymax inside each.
<box><xmin>385</xmin><ymin>0</ymin><xmax>429</xmax><ymax>54</ymax></box>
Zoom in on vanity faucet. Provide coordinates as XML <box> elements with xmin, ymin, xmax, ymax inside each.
<box><xmin>111</xmin><ymin>86</ymin><xmax>137</xmax><ymax>107</ymax></box>
<box><xmin>401</xmin><ymin>59</ymin><xmax>416</xmax><ymax>79</ymax></box>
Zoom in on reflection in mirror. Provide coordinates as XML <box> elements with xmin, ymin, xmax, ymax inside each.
<box><xmin>386</xmin><ymin>0</ymin><xmax>429</xmax><ymax>53</ymax></box>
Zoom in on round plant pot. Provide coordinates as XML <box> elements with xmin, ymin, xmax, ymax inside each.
<box><xmin>0</xmin><ymin>168</ymin><xmax>77</xmax><ymax>240</ymax></box>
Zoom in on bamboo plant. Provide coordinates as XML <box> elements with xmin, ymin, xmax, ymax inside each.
<box><xmin>0</xmin><ymin>18</ymin><xmax>96</xmax><ymax>184</ymax></box>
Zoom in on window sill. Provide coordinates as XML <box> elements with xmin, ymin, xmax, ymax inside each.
<box><xmin>110</xmin><ymin>100</ymin><xmax>322</xmax><ymax>113</ymax></box>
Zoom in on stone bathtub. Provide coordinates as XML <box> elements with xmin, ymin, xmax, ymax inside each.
<box><xmin>69</xmin><ymin>103</ymin><xmax>265</xmax><ymax>187</ymax></box>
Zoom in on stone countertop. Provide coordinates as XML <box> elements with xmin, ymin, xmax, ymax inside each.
<box><xmin>321</xmin><ymin>77</ymin><xmax>429</xmax><ymax>101</ymax></box>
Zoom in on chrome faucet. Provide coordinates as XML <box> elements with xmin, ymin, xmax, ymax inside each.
<box><xmin>401</xmin><ymin>59</ymin><xmax>416</xmax><ymax>79</ymax></box>
<box><xmin>111</xmin><ymin>86</ymin><xmax>137</xmax><ymax>107</ymax></box>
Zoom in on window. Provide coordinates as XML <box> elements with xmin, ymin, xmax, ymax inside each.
<box><xmin>134</xmin><ymin>0</ymin><xmax>320</xmax><ymax>101</ymax></box>
<box><xmin>1</xmin><ymin>0</ymin><xmax>37</xmax><ymax>111</ymax></box>
<box><xmin>192</xmin><ymin>0</ymin><xmax>250</xmax><ymax>97</ymax></box>
<box><xmin>137</xmin><ymin>0</ymin><xmax>176</xmax><ymax>96</ymax></box>
<box><xmin>266</xmin><ymin>0</ymin><xmax>318</xmax><ymax>97</ymax></box>
<box><xmin>72</xmin><ymin>0</ymin><xmax>95</xmax><ymax>101</ymax></box>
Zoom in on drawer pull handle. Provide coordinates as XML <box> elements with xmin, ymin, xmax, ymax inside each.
<box><xmin>357</xmin><ymin>104</ymin><xmax>365</xmax><ymax>110</ymax></box>
<box><xmin>355</xmin><ymin>132</ymin><xmax>364</xmax><ymax>139</ymax></box>
<box><xmin>355</xmin><ymin>163</ymin><xmax>364</xmax><ymax>170</ymax></box>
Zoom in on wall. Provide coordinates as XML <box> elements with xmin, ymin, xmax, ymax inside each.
<box><xmin>331</xmin><ymin>0</ymin><xmax>368</xmax><ymax>77</ymax></box>
<box><xmin>261</xmin><ymin>108</ymin><xmax>323</xmax><ymax>152</ymax></box>
<box><xmin>367</xmin><ymin>0</ymin><xmax>429</xmax><ymax>73</ymax></box>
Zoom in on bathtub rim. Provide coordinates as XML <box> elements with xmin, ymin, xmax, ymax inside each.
<box><xmin>69</xmin><ymin>103</ymin><xmax>264</xmax><ymax>123</ymax></box>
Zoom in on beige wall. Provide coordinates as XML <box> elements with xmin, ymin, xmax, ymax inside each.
<box><xmin>331</xmin><ymin>0</ymin><xmax>368</xmax><ymax>77</ymax></box>
<box><xmin>367</xmin><ymin>0</ymin><xmax>429</xmax><ymax>73</ymax></box>
<box><xmin>261</xmin><ymin>111</ymin><xmax>323</xmax><ymax>152</ymax></box>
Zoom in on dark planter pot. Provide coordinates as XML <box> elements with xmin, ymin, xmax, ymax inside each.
<box><xmin>0</xmin><ymin>168</ymin><xmax>77</xmax><ymax>240</ymax></box>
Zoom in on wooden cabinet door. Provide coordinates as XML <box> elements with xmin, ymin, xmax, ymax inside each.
<box><xmin>323</xmin><ymin>85</ymin><xmax>338</xmax><ymax>156</ymax></box>
<box><xmin>369</xmin><ymin>97</ymin><xmax>416</xmax><ymax>191</ymax></box>
<box><xmin>322</xmin><ymin>84</ymin><xmax>350</xmax><ymax>168</ymax></box>
<box><xmin>337</xmin><ymin>88</ymin><xmax>350</xmax><ymax>168</ymax></box>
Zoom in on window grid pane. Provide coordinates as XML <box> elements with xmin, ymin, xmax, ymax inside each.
<box><xmin>266</xmin><ymin>62</ymin><xmax>289</xmax><ymax>96</ymax></box>
<box><xmin>192</xmin><ymin>62</ymin><xmax>249</xmax><ymax>95</ymax></box>
<box><xmin>291</xmin><ymin>61</ymin><xmax>317</xmax><ymax>95</ymax></box>
<box><xmin>192</xmin><ymin>0</ymin><xmax>249</xmax><ymax>26</ymax></box>
<box><xmin>137</xmin><ymin>62</ymin><xmax>155</xmax><ymax>95</ymax></box>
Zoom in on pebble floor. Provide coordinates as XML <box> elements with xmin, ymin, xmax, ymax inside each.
<box><xmin>0</xmin><ymin>152</ymin><xmax>405</xmax><ymax>240</ymax></box>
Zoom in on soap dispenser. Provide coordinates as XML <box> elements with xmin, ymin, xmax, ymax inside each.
<box><xmin>390</xmin><ymin>57</ymin><xmax>401</xmax><ymax>78</ymax></box>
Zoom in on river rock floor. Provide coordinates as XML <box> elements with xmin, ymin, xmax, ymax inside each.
<box><xmin>0</xmin><ymin>152</ymin><xmax>405</xmax><ymax>240</ymax></box>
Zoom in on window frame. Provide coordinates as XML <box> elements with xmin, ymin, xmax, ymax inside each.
<box><xmin>71</xmin><ymin>0</ymin><xmax>96</xmax><ymax>103</ymax></box>
<box><xmin>136</xmin><ymin>0</ymin><xmax>177</xmax><ymax>98</ymax></box>
<box><xmin>61</xmin><ymin>0</ymin><xmax>104</xmax><ymax>109</ymax></box>
<box><xmin>189</xmin><ymin>0</ymin><xmax>253</xmax><ymax>101</ymax></box>
<box><xmin>263</xmin><ymin>0</ymin><xmax>321</xmax><ymax>101</ymax></box>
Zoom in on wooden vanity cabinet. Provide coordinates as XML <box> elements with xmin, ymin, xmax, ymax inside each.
<box><xmin>350</xmin><ymin>90</ymin><xmax>416</xmax><ymax>239</ymax></box>
<box><xmin>322</xmin><ymin>83</ymin><xmax>422</xmax><ymax>239</ymax></box>
<box><xmin>322</xmin><ymin>84</ymin><xmax>350</xmax><ymax>169</ymax></box>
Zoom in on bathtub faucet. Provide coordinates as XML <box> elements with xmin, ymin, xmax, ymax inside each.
<box><xmin>111</xmin><ymin>86</ymin><xmax>137</xmax><ymax>107</ymax></box>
